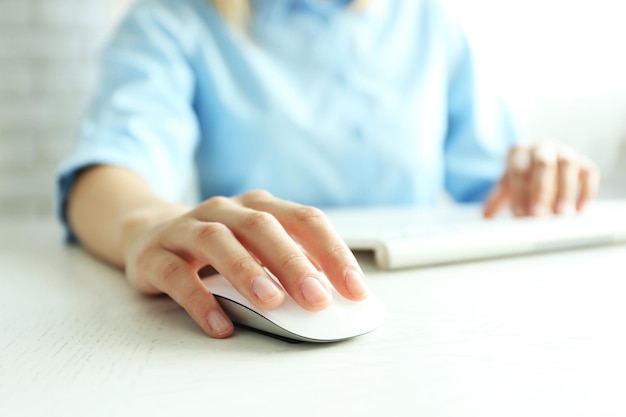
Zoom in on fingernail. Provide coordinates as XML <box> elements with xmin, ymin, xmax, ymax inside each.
<box><xmin>207</xmin><ymin>309</ymin><xmax>232</xmax><ymax>336</ymax></box>
<box><xmin>345</xmin><ymin>269</ymin><xmax>368</xmax><ymax>299</ymax></box>
<box><xmin>252</xmin><ymin>276</ymin><xmax>283</xmax><ymax>304</ymax></box>
<box><xmin>557</xmin><ymin>200</ymin><xmax>575</xmax><ymax>215</ymax></box>
<box><xmin>300</xmin><ymin>276</ymin><xmax>332</xmax><ymax>307</ymax></box>
<box><xmin>556</xmin><ymin>200</ymin><xmax>565</xmax><ymax>214</ymax></box>
<box><xmin>532</xmin><ymin>203</ymin><xmax>547</xmax><ymax>216</ymax></box>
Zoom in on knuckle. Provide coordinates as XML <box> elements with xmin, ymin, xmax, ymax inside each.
<box><xmin>292</xmin><ymin>205</ymin><xmax>327</xmax><ymax>225</ymax></box>
<box><xmin>134</xmin><ymin>248</ymin><xmax>154</xmax><ymax>269</ymax></box>
<box><xmin>242</xmin><ymin>210</ymin><xmax>277</xmax><ymax>231</ymax></box>
<box><xmin>278</xmin><ymin>251</ymin><xmax>307</xmax><ymax>271</ymax></box>
<box><xmin>230</xmin><ymin>256</ymin><xmax>258</xmax><ymax>276</ymax></box>
<box><xmin>201</xmin><ymin>196</ymin><xmax>231</xmax><ymax>210</ymax></box>
<box><xmin>134</xmin><ymin>248</ymin><xmax>162</xmax><ymax>279</ymax></box>
<box><xmin>181</xmin><ymin>286</ymin><xmax>209</xmax><ymax>310</ymax></box>
<box><xmin>246</xmin><ymin>189</ymin><xmax>274</xmax><ymax>199</ymax></box>
<box><xmin>533</xmin><ymin>157</ymin><xmax>552</xmax><ymax>169</ymax></box>
<box><xmin>158</xmin><ymin>259</ymin><xmax>186</xmax><ymax>287</ymax></box>
<box><xmin>557</xmin><ymin>146</ymin><xmax>578</xmax><ymax>163</ymax></box>
<box><xmin>241</xmin><ymin>189</ymin><xmax>274</xmax><ymax>204</ymax></box>
<box><xmin>508</xmin><ymin>147</ymin><xmax>530</xmax><ymax>173</ymax></box>
<box><xmin>195</xmin><ymin>222</ymin><xmax>230</xmax><ymax>243</ymax></box>
<box><xmin>533</xmin><ymin>151</ymin><xmax>556</xmax><ymax>169</ymax></box>
<box><xmin>533</xmin><ymin>144</ymin><xmax>557</xmax><ymax>163</ymax></box>
<box><xmin>325</xmin><ymin>243</ymin><xmax>352</xmax><ymax>263</ymax></box>
<box><xmin>583</xmin><ymin>164</ymin><xmax>601</xmax><ymax>183</ymax></box>
<box><xmin>508</xmin><ymin>144</ymin><xmax>524</xmax><ymax>157</ymax></box>
<box><xmin>558</xmin><ymin>157</ymin><xmax>577</xmax><ymax>169</ymax></box>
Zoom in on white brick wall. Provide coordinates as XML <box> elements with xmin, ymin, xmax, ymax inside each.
<box><xmin>0</xmin><ymin>0</ymin><xmax>109</xmax><ymax>217</ymax></box>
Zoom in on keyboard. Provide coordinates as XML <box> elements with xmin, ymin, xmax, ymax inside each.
<box><xmin>324</xmin><ymin>199</ymin><xmax>626</xmax><ymax>270</ymax></box>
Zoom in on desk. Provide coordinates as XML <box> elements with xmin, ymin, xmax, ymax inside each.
<box><xmin>2</xmin><ymin>216</ymin><xmax>626</xmax><ymax>417</ymax></box>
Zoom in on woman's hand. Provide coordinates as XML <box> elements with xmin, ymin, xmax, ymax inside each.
<box><xmin>120</xmin><ymin>190</ymin><xmax>369</xmax><ymax>339</ymax></box>
<box><xmin>483</xmin><ymin>142</ymin><xmax>600</xmax><ymax>218</ymax></box>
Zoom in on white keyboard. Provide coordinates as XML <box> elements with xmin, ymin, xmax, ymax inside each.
<box><xmin>325</xmin><ymin>200</ymin><xmax>626</xmax><ymax>270</ymax></box>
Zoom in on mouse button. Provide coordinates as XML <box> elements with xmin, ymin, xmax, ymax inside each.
<box><xmin>203</xmin><ymin>274</ymin><xmax>252</xmax><ymax>306</ymax></box>
<box><xmin>262</xmin><ymin>291</ymin><xmax>386</xmax><ymax>340</ymax></box>
<box><xmin>330</xmin><ymin>294</ymin><xmax>386</xmax><ymax>328</ymax></box>
<box><xmin>203</xmin><ymin>274</ymin><xmax>386</xmax><ymax>341</ymax></box>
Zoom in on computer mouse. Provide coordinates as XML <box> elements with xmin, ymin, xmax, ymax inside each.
<box><xmin>203</xmin><ymin>274</ymin><xmax>386</xmax><ymax>343</ymax></box>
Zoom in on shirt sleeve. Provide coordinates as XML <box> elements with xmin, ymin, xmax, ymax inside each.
<box><xmin>56</xmin><ymin>2</ymin><xmax>199</xmax><ymax>239</ymax></box>
<box><xmin>443</xmin><ymin>16</ymin><xmax>522</xmax><ymax>203</ymax></box>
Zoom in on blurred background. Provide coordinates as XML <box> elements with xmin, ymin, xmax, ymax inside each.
<box><xmin>0</xmin><ymin>0</ymin><xmax>625</xmax><ymax>219</ymax></box>
<box><xmin>0</xmin><ymin>0</ymin><xmax>128</xmax><ymax>217</ymax></box>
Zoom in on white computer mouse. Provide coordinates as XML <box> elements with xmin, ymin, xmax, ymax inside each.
<box><xmin>203</xmin><ymin>274</ymin><xmax>386</xmax><ymax>343</ymax></box>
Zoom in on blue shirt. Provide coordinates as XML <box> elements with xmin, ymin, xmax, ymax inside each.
<box><xmin>57</xmin><ymin>0</ymin><xmax>519</xmax><ymax>227</ymax></box>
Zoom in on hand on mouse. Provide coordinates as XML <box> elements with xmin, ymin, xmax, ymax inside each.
<box><xmin>483</xmin><ymin>142</ymin><xmax>600</xmax><ymax>218</ymax></box>
<box><xmin>121</xmin><ymin>190</ymin><xmax>369</xmax><ymax>339</ymax></box>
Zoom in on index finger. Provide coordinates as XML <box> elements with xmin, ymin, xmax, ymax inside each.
<box><xmin>141</xmin><ymin>248</ymin><xmax>234</xmax><ymax>338</ymax></box>
<box><xmin>238</xmin><ymin>191</ymin><xmax>369</xmax><ymax>302</ymax></box>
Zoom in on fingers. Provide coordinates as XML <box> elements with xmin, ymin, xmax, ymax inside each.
<box><xmin>529</xmin><ymin>144</ymin><xmax>557</xmax><ymax>216</ymax></box>
<box><xmin>162</xmin><ymin>216</ymin><xmax>286</xmax><ymax>309</ymax></box>
<box><xmin>507</xmin><ymin>144</ymin><xmax>532</xmax><ymax>216</ymax></box>
<box><xmin>576</xmin><ymin>156</ymin><xmax>601</xmax><ymax>211</ymax></box>
<box><xmin>125</xmin><ymin>190</ymin><xmax>368</xmax><ymax>340</ymax></box>
<box><xmin>140</xmin><ymin>248</ymin><xmax>234</xmax><ymax>338</ymax></box>
<box><xmin>237</xmin><ymin>191</ymin><xmax>369</xmax><ymax>302</ymax></box>
<box><xmin>191</xmin><ymin>198</ymin><xmax>332</xmax><ymax>311</ymax></box>
<box><xmin>489</xmin><ymin>142</ymin><xmax>601</xmax><ymax>217</ymax></box>
<box><xmin>273</xmin><ymin>204</ymin><xmax>369</xmax><ymax>301</ymax></box>
<box><xmin>554</xmin><ymin>147</ymin><xmax>580</xmax><ymax>214</ymax></box>
<box><xmin>171</xmin><ymin>190</ymin><xmax>366</xmax><ymax>315</ymax></box>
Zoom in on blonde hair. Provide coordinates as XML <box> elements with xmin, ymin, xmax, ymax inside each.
<box><xmin>210</xmin><ymin>0</ymin><xmax>251</xmax><ymax>28</ymax></box>
<box><xmin>210</xmin><ymin>0</ymin><xmax>369</xmax><ymax>29</ymax></box>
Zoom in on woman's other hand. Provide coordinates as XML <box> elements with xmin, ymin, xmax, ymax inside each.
<box><xmin>483</xmin><ymin>142</ymin><xmax>600</xmax><ymax>218</ymax></box>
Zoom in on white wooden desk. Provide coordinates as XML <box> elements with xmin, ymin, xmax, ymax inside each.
<box><xmin>1</xmin><ymin>216</ymin><xmax>626</xmax><ymax>417</ymax></box>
